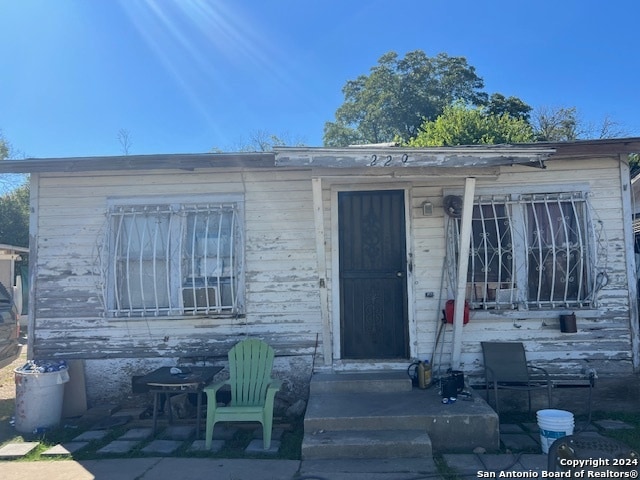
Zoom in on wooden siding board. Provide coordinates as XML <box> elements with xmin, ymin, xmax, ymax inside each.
<box><xmin>33</xmin><ymin>169</ymin><xmax>321</xmax><ymax>358</ymax></box>
<box><xmin>29</xmin><ymin>155</ymin><xmax>636</xmax><ymax>377</ymax></box>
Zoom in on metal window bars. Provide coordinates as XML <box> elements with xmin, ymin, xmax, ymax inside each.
<box><xmin>107</xmin><ymin>203</ymin><xmax>242</xmax><ymax>317</ymax></box>
<box><xmin>447</xmin><ymin>192</ymin><xmax>594</xmax><ymax>310</ymax></box>
<box><xmin>522</xmin><ymin>193</ymin><xmax>591</xmax><ymax>308</ymax></box>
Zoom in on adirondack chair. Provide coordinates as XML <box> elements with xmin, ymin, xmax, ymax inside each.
<box><xmin>203</xmin><ymin>339</ymin><xmax>282</xmax><ymax>449</ymax></box>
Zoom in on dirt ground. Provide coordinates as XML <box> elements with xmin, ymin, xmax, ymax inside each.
<box><xmin>0</xmin><ymin>346</ymin><xmax>27</xmax><ymax>443</ymax></box>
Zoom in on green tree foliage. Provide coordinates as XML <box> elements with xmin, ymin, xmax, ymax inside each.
<box><xmin>0</xmin><ymin>184</ymin><xmax>29</xmax><ymax>247</ymax></box>
<box><xmin>323</xmin><ymin>51</ymin><xmax>489</xmax><ymax>146</ymax></box>
<box><xmin>407</xmin><ymin>104</ymin><xmax>535</xmax><ymax>147</ymax></box>
<box><xmin>485</xmin><ymin>93</ymin><xmax>532</xmax><ymax>121</ymax></box>
<box><xmin>0</xmin><ymin>131</ymin><xmax>10</xmax><ymax>160</ymax></box>
<box><xmin>629</xmin><ymin>153</ymin><xmax>640</xmax><ymax>177</ymax></box>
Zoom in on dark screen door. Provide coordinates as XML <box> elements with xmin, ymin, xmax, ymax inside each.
<box><xmin>338</xmin><ymin>190</ymin><xmax>409</xmax><ymax>359</ymax></box>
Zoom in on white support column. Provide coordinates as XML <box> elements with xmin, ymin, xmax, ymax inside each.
<box><xmin>620</xmin><ymin>156</ymin><xmax>640</xmax><ymax>370</ymax></box>
<box><xmin>27</xmin><ymin>173</ymin><xmax>39</xmax><ymax>360</ymax></box>
<box><xmin>451</xmin><ymin>177</ymin><xmax>476</xmax><ymax>369</ymax></box>
<box><xmin>312</xmin><ymin>177</ymin><xmax>333</xmax><ymax>366</ymax></box>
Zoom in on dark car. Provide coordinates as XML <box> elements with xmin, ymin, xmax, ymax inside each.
<box><xmin>0</xmin><ymin>281</ymin><xmax>20</xmax><ymax>370</ymax></box>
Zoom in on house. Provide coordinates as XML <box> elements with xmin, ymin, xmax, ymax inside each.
<box><xmin>0</xmin><ymin>244</ymin><xmax>28</xmax><ymax>323</ymax></box>
<box><xmin>0</xmin><ymin>138</ymin><xmax>638</xmax><ymax>408</ymax></box>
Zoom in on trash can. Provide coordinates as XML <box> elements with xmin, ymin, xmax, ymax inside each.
<box><xmin>14</xmin><ymin>360</ymin><xmax>70</xmax><ymax>433</ymax></box>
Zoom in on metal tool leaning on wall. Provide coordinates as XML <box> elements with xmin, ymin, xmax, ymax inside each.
<box><xmin>407</xmin><ymin>299</ymin><xmax>473</xmax><ymax>403</ymax></box>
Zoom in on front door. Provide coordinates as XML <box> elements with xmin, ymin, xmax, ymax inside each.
<box><xmin>338</xmin><ymin>190</ymin><xmax>409</xmax><ymax>359</ymax></box>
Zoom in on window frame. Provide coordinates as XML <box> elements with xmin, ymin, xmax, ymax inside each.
<box><xmin>445</xmin><ymin>186</ymin><xmax>597</xmax><ymax>311</ymax></box>
<box><xmin>104</xmin><ymin>194</ymin><xmax>245</xmax><ymax>318</ymax></box>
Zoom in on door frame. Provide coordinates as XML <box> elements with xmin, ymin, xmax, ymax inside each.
<box><xmin>330</xmin><ymin>183</ymin><xmax>416</xmax><ymax>363</ymax></box>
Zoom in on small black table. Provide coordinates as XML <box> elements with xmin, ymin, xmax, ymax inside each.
<box><xmin>137</xmin><ymin>366</ymin><xmax>223</xmax><ymax>437</ymax></box>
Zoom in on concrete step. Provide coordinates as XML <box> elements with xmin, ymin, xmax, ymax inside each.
<box><xmin>310</xmin><ymin>371</ymin><xmax>412</xmax><ymax>394</ymax></box>
<box><xmin>301</xmin><ymin>429</ymin><xmax>432</xmax><ymax>459</ymax></box>
<box><xmin>303</xmin><ymin>389</ymin><xmax>499</xmax><ymax>452</ymax></box>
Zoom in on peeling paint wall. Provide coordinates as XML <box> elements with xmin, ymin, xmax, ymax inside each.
<box><xmin>402</xmin><ymin>156</ymin><xmax>635</xmax><ymax>377</ymax></box>
<box><xmin>30</xmin><ymin>155</ymin><xmax>636</xmax><ymax>405</ymax></box>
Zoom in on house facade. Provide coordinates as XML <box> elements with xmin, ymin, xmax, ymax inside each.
<box><xmin>1</xmin><ymin>139</ymin><xmax>638</xmax><ymax>407</ymax></box>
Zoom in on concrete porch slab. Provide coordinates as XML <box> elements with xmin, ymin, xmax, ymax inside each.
<box><xmin>305</xmin><ymin>387</ymin><xmax>499</xmax><ymax>452</ymax></box>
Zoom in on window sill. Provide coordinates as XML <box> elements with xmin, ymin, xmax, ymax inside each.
<box><xmin>469</xmin><ymin>308</ymin><xmax>600</xmax><ymax>321</ymax></box>
<box><xmin>109</xmin><ymin>313</ymin><xmax>245</xmax><ymax>321</ymax></box>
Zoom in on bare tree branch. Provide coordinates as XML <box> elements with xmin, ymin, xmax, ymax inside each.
<box><xmin>117</xmin><ymin>129</ymin><xmax>133</xmax><ymax>155</ymax></box>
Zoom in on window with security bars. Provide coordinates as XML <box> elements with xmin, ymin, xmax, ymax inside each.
<box><xmin>448</xmin><ymin>192</ymin><xmax>594</xmax><ymax>310</ymax></box>
<box><xmin>106</xmin><ymin>201</ymin><xmax>243</xmax><ymax>317</ymax></box>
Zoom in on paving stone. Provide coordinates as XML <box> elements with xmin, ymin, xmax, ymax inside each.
<box><xmin>163</xmin><ymin>425</ymin><xmax>195</xmax><ymax>440</ymax></box>
<box><xmin>518</xmin><ymin>453</ymin><xmax>549</xmax><ymax>472</ymax></box>
<box><xmin>72</xmin><ymin>430</ymin><xmax>110</xmax><ymax>442</ymax></box>
<box><xmin>442</xmin><ymin>454</ymin><xmax>485</xmax><ymax>476</ymax></box>
<box><xmin>0</xmin><ymin>442</ymin><xmax>39</xmax><ymax>458</ymax></box>
<box><xmin>244</xmin><ymin>439</ymin><xmax>280</xmax><ymax>455</ymax></box>
<box><xmin>253</xmin><ymin>426</ymin><xmax>285</xmax><ymax>441</ymax></box>
<box><xmin>594</xmin><ymin>419</ymin><xmax>635</xmax><ymax>430</ymax></box>
<box><xmin>141</xmin><ymin>439</ymin><xmax>183</xmax><ymax>454</ymax></box>
<box><xmin>119</xmin><ymin>427</ymin><xmax>154</xmax><ymax>440</ymax></box>
<box><xmin>97</xmin><ymin>440</ymin><xmax>140</xmax><ymax>454</ymax></box>
<box><xmin>189</xmin><ymin>439</ymin><xmax>225</xmax><ymax>452</ymax></box>
<box><xmin>500</xmin><ymin>423</ymin><xmax>525</xmax><ymax>434</ymax></box>
<box><xmin>501</xmin><ymin>433</ymin><xmax>540</xmax><ymax>451</ymax></box>
<box><xmin>41</xmin><ymin>442</ymin><xmax>88</xmax><ymax>456</ymax></box>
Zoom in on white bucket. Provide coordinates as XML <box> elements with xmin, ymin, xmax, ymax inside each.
<box><xmin>536</xmin><ymin>409</ymin><xmax>574</xmax><ymax>454</ymax></box>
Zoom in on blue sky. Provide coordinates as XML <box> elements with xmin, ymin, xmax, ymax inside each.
<box><xmin>1</xmin><ymin>0</ymin><xmax>639</xmax><ymax>159</ymax></box>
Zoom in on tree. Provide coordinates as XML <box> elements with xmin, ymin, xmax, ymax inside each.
<box><xmin>0</xmin><ymin>130</ymin><xmax>27</xmax><ymax>192</ymax></box>
<box><xmin>0</xmin><ymin>137</ymin><xmax>8</xmax><ymax>161</ymax></box>
<box><xmin>212</xmin><ymin>129</ymin><xmax>306</xmax><ymax>152</ymax></box>
<box><xmin>117</xmin><ymin>129</ymin><xmax>133</xmax><ymax>155</ymax></box>
<box><xmin>484</xmin><ymin>93</ymin><xmax>532</xmax><ymax>121</ymax></box>
<box><xmin>532</xmin><ymin>106</ymin><xmax>580</xmax><ymax>142</ymax></box>
<box><xmin>0</xmin><ymin>184</ymin><xmax>29</xmax><ymax>247</ymax></box>
<box><xmin>407</xmin><ymin>103</ymin><xmax>535</xmax><ymax>147</ymax></box>
<box><xmin>629</xmin><ymin>153</ymin><xmax>640</xmax><ymax>177</ymax></box>
<box><xmin>323</xmin><ymin>51</ymin><xmax>489</xmax><ymax>146</ymax></box>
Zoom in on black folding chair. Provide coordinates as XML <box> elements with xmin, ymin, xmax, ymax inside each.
<box><xmin>481</xmin><ymin>341</ymin><xmax>552</xmax><ymax>414</ymax></box>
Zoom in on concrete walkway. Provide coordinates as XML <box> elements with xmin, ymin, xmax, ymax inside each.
<box><xmin>0</xmin><ymin>423</ymin><xmax>635</xmax><ymax>480</ymax></box>
<box><xmin>0</xmin><ymin>455</ymin><xmax>538</xmax><ymax>480</ymax></box>
<box><xmin>1</xmin><ymin>374</ymin><xmax>639</xmax><ymax>479</ymax></box>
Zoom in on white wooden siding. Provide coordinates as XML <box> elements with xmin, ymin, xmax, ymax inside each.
<box><xmin>32</xmin><ymin>155</ymin><xmax>636</xmax><ymax>378</ymax></box>
<box><xmin>33</xmin><ymin>169</ymin><xmax>322</xmax><ymax>361</ymax></box>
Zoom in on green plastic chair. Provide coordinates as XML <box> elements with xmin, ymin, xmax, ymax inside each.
<box><xmin>204</xmin><ymin>339</ymin><xmax>282</xmax><ymax>449</ymax></box>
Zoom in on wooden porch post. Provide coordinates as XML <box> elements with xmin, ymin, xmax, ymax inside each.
<box><xmin>27</xmin><ymin>173</ymin><xmax>39</xmax><ymax>360</ymax></box>
<box><xmin>312</xmin><ymin>177</ymin><xmax>333</xmax><ymax>366</ymax></box>
<box><xmin>620</xmin><ymin>156</ymin><xmax>640</xmax><ymax>370</ymax></box>
<box><xmin>451</xmin><ymin>177</ymin><xmax>476</xmax><ymax>369</ymax></box>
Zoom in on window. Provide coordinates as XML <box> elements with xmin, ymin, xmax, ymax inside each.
<box><xmin>105</xmin><ymin>200</ymin><xmax>244</xmax><ymax>317</ymax></box>
<box><xmin>447</xmin><ymin>191</ymin><xmax>595</xmax><ymax>310</ymax></box>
